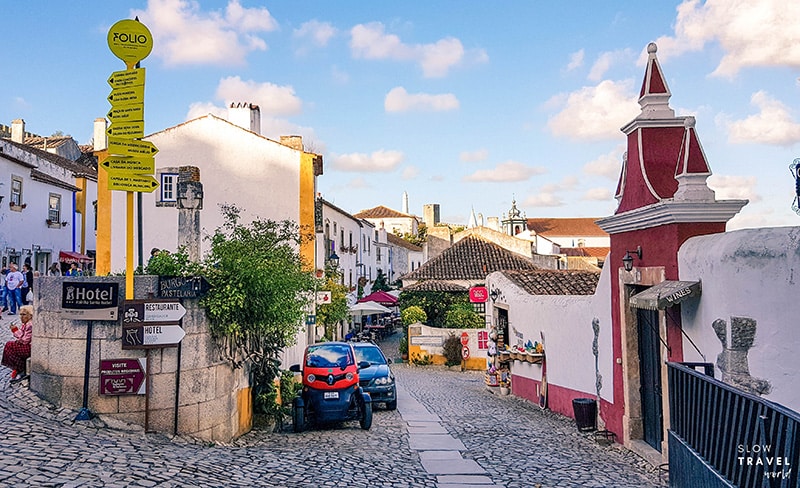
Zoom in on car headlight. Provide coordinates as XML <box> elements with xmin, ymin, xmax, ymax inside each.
<box><xmin>306</xmin><ymin>374</ymin><xmax>316</xmax><ymax>383</ymax></box>
<box><xmin>346</xmin><ymin>372</ymin><xmax>354</xmax><ymax>381</ymax></box>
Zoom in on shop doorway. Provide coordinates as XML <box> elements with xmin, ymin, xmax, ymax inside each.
<box><xmin>637</xmin><ymin>307</ymin><xmax>663</xmax><ymax>451</ymax></box>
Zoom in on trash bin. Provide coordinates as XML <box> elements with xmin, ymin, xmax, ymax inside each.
<box><xmin>572</xmin><ymin>398</ymin><xmax>597</xmax><ymax>431</ymax></box>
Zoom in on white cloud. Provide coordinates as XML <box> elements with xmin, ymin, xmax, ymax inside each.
<box><xmin>583</xmin><ymin>145</ymin><xmax>625</xmax><ymax>179</ymax></box>
<box><xmin>708</xmin><ymin>175</ymin><xmax>760</xmax><ymax>202</ymax></box>
<box><xmin>215</xmin><ymin>76</ymin><xmax>302</xmax><ymax>116</ymax></box>
<box><xmin>133</xmin><ymin>0</ymin><xmax>278</xmax><ymax>67</ymax></box>
<box><xmin>719</xmin><ymin>91</ymin><xmax>800</xmax><ymax>146</ymax></box>
<box><xmin>541</xmin><ymin>176</ymin><xmax>579</xmax><ymax>193</ymax></box>
<box><xmin>566</xmin><ymin>49</ymin><xmax>584</xmax><ymax>71</ymax></box>
<box><xmin>462</xmin><ymin>161</ymin><xmax>547</xmax><ymax>182</ymax></box>
<box><xmin>523</xmin><ymin>192</ymin><xmax>563</xmax><ymax>207</ymax></box>
<box><xmin>346</xmin><ymin>177</ymin><xmax>371</xmax><ymax>189</ymax></box>
<box><xmin>652</xmin><ymin>0</ymin><xmax>800</xmax><ymax>77</ymax></box>
<box><xmin>582</xmin><ymin>187</ymin><xmax>613</xmax><ymax>201</ymax></box>
<box><xmin>401</xmin><ymin>166</ymin><xmax>419</xmax><ymax>180</ymax></box>
<box><xmin>331</xmin><ymin>150</ymin><xmax>405</xmax><ymax>172</ymax></box>
<box><xmin>293</xmin><ymin>20</ymin><xmax>337</xmax><ymax>52</ymax></box>
<box><xmin>186</xmin><ymin>101</ymin><xmax>227</xmax><ymax>120</ymax></box>
<box><xmin>460</xmin><ymin>149</ymin><xmax>489</xmax><ymax>163</ymax></box>
<box><xmin>546</xmin><ymin>80</ymin><xmax>639</xmax><ymax>141</ymax></box>
<box><xmin>349</xmin><ymin>22</ymin><xmax>487</xmax><ymax>78</ymax></box>
<box><xmin>384</xmin><ymin>87</ymin><xmax>459</xmax><ymax>113</ymax></box>
<box><xmin>588</xmin><ymin>49</ymin><xmax>633</xmax><ymax>82</ymax></box>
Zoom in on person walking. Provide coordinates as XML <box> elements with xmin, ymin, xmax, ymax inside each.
<box><xmin>2</xmin><ymin>304</ymin><xmax>33</xmax><ymax>383</ymax></box>
<box><xmin>5</xmin><ymin>263</ymin><xmax>24</xmax><ymax>315</ymax></box>
<box><xmin>20</xmin><ymin>263</ymin><xmax>33</xmax><ymax>305</ymax></box>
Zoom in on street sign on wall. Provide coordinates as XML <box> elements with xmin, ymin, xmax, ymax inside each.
<box><xmin>99</xmin><ymin>358</ymin><xmax>146</xmax><ymax>395</ymax></box>
<box><xmin>122</xmin><ymin>324</ymin><xmax>185</xmax><ymax>349</ymax></box>
<box><xmin>122</xmin><ymin>300</ymin><xmax>187</xmax><ymax>323</ymax></box>
<box><xmin>157</xmin><ymin>276</ymin><xmax>211</xmax><ymax>299</ymax></box>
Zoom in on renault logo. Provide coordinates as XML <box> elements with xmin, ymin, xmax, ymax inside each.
<box><xmin>327</xmin><ymin>374</ymin><xmax>335</xmax><ymax>385</ymax></box>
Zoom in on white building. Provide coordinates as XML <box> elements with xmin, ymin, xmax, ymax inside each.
<box><xmin>1</xmin><ymin>119</ymin><xmax>97</xmax><ymax>273</ymax></box>
<box><xmin>318</xmin><ymin>197</ymin><xmax>376</xmax><ymax>291</ymax></box>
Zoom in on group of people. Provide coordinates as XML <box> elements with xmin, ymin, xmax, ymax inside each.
<box><xmin>0</xmin><ymin>262</ymin><xmax>34</xmax><ymax>316</ymax></box>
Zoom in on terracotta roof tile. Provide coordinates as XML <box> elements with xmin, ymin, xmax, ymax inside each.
<box><xmin>502</xmin><ymin>269</ymin><xmax>600</xmax><ymax>295</ymax></box>
<box><xmin>354</xmin><ymin>205</ymin><xmax>415</xmax><ymax>219</ymax></box>
<box><xmin>560</xmin><ymin>247</ymin><xmax>609</xmax><ymax>259</ymax></box>
<box><xmin>387</xmin><ymin>233</ymin><xmax>422</xmax><ymax>251</ymax></box>
<box><xmin>401</xmin><ymin>235</ymin><xmax>538</xmax><ymax>281</ymax></box>
<box><xmin>526</xmin><ymin>218</ymin><xmax>608</xmax><ymax>237</ymax></box>
<box><xmin>401</xmin><ymin>280</ymin><xmax>467</xmax><ymax>292</ymax></box>
<box><xmin>2</xmin><ymin>139</ymin><xmax>97</xmax><ymax>179</ymax></box>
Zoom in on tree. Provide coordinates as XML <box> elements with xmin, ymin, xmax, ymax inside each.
<box><xmin>395</xmin><ymin>222</ymin><xmax>427</xmax><ymax>247</ymax></box>
<box><xmin>194</xmin><ymin>204</ymin><xmax>316</xmax><ymax>417</ymax></box>
<box><xmin>372</xmin><ymin>268</ymin><xmax>391</xmax><ymax>292</ymax></box>
<box><xmin>399</xmin><ymin>290</ymin><xmax>471</xmax><ymax>328</ymax></box>
<box><xmin>444</xmin><ymin>303</ymin><xmax>484</xmax><ymax>329</ymax></box>
<box><xmin>316</xmin><ymin>266</ymin><xmax>349</xmax><ymax>341</ymax></box>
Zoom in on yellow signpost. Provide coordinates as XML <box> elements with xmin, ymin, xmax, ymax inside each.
<box><xmin>101</xmin><ymin>156</ymin><xmax>155</xmax><ymax>175</ymax></box>
<box><xmin>104</xmin><ymin>18</ymin><xmax>157</xmax><ymax>299</ymax></box>
<box><xmin>107</xmin><ymin>174</ymin><xmax>159</xmax><ymax>193</ymax></box>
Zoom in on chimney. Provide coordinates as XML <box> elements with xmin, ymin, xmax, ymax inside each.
<box><xmin>280</xmin><ymin>135</ymin><xmax>303</xmax><ymax>151</ymax></box>
<box><xmin>11</xmin><ymin>119</ymin><xmax>25</xmax><ymax>143</ymax></box>
<box><xmin>93</xmin><ymin>118</ymin><xmax>108</xmax><ymax>151</ymax></box>
<box><xmin>402</xmin><ymin>191</ymin><xmax>409</xmax><ymax>214</ymax></box>
<box><xmin>228</xmin><ymin>102</ymin><xmax>261</xmax><ymax>134</ymax></box>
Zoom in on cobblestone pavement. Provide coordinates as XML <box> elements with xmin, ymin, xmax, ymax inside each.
<box><xmin>0</xmin><ymin>312</ymin><xmax>664</xmax><ymax>487</ymax></box>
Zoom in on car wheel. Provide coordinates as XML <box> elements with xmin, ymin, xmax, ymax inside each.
<box><xmin>385</xmin><ymin>400</ymin><xmax>397</xmax><ymax>411</ymax></box>
<box><xmin>292</xmin><ymin>397</ymin><xmax>305</xmax><ymax>433</ymax></box>
<box><xmin>359</xmin><ymin>394</ymin><xmax>373</xmax><ymax>430</ymax></box>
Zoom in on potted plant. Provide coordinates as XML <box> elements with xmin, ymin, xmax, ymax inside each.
<box><xmin>399</xmin><ymin>335</ymin><xmax>408</xmax><ymax>361</ymax></box>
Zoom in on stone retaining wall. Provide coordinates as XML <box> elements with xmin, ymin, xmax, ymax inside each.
<box><xmin>30</xmin><ymin>275</ymin><xmax>252</xmax><ymax>442</ymax></box>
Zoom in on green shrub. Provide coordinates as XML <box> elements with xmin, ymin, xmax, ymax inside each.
<box><xmin>442</xmin><ymin>333</ymin><xmax>462</xmax><ymax>367</ymax></box>
<box><xmin>402</xmin><ymin>305</ymin><xmax>427</xmax><ymax>325</ymax></box>
<box><xmin>444</xmin><ymin>303</ymin><xmax>485</xmax><ymax>329</ymax></box>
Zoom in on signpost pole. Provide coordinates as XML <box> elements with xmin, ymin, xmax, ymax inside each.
<box><xmin>75</xmin><ymin>322</ymin><xmax>94</xmax><ymax>421</ymax></box>
<box><xmin>144</xmin><ymin>349</ymin><xmax>151</xmax><ymax>432</ymax></box>
<box><xmin>126</xmin><ymin>192</ymin><xmax>134</xmax><ymax>300</ymax></box>
<box><xmin>174</xmin><ymin>342</ymin><xmax>182</xmax><ymax>436</ymax></box>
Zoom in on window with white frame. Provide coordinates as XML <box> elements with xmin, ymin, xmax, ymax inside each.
<box><xmin>160</xmin><ymin>173</ymin><xmax>178</xmax><ymax>202</ymax></box>
<box><xmin>10</xmin><ymin>176</ymin><xmax>22</xmax><ymax>206</ymax></box>
<box><xmin>48</xmin><ymin>193</ymin><xmax>61</xmax><ymax>222</ymax></box>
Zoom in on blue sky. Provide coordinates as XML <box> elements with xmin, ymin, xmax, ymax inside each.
<box><xmin>3</xmin><ymin>1</ymin><xmax>800</xmax><ymax>229</ymax></box>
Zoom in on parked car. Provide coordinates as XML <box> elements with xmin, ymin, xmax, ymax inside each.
<box><xmin>353</xmin><ymin>342</ymin><xmax>397</xmax><ymax>410</ymax></box>
<box><xmin>289</xmin><ymin>341</ymin><xmax>373</xmax><ymax>432</ymax></box>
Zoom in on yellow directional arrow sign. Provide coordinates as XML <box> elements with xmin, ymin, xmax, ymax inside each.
<box><xmin>101</xmin><ymin>156</ymin><xmax>155</xmax><ymax>175</ymax></box>
<box><xmin>107</xmin><ymin>103</ymin><xmax>144</xmax><ymax>123</ymax></box>
<box><xmin>108</xmin><ymin>137</ymin><xmax>159</xmax><ymax>157</ymax></box>
<box><xmin>107</xmin><ymin>67</ymin><xmax>145</xmax><ymax>89</ymax></box>
<box><xmin>107</xmin><ymin>121</ymin><xmax>144</xmax><ymax>138</ymax></box>
<box><xmin>108</xmin><ymin>173</ymin><xmax>159</xmax><ymax>193</ymax></box>
<box><xmin>108</xmin><ymin>85</ymin><xmax>145</xmax><ymax>106</ymax></box>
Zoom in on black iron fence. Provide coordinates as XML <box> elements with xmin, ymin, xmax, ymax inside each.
<box><xmin>668</xmin><ymin>362</ymin><xmax>800</xmax><ymax>487</ymax></box>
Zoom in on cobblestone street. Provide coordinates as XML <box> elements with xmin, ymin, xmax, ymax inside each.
<box><xmin>0</xmin><ymin>313</ymin><xmax>663</xmax><ymax>487</ymax></box>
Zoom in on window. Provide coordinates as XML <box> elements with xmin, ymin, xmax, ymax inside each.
<box><xmin>341</xmin><ymin>229</ymin><xmax>345</xmax><ymax>248</ymax></box>
<box><xmin>160</xmin><ymin>173</ymin><xmax>178</xmax><ymax>202</ymax></box>
<box><xmin>10</xmin><ymin>176</ymin><xmax>22</xmax><ymax>206</ymax></box>
<box><xmin>376</xmin><ymin>247</ymin><xmax>382</xmax><ymax>262</ymax></box>
<box><xmin>349</xmin><ymin>232</ymin><xmax>353</xmax><ymax>248</ymax></box>
<box><xmin>48</xmin><ymin>193</ymin><xmax>61</xmax><ymax>222</ymax></box>
<box><xmin>478</xmin><ymin>330</ymin><xmax>489</xmax><ymax>350</ymax></box>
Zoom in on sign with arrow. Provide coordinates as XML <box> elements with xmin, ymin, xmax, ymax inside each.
<box><xmin>122</xmin><ymin>300</ymin><xmax>187</xmax><ymax>323</ymax></box>
<box><xmin>108</xmin><ymin>84</ymin><xmax>145</xmax><ymax>106</ymax></box>
<box><xmin>108</xmin><ymin>173</ymin><xmax>158</xmax><ymax>193</ymax></box>
<box><xmin>108</xmin><ymin>137</ymin><xmax>158</xmax><ymax>158</ymax></box>
<box><xmin>100</xmin><ymin>358</ymin><xmax>146</xmax><ymax>395</ymax></box>
<box><xmin>107</xmin><ymin>120</ymin><xmax>144</xmax><ymax>138</ymax></box>
<box><xmin>101</xmin><ymin>155</ymin><xmax>155</xmax><ymax>175</ymax></box>
<box><xmin>122</xmin><ymin>324</ymin><xmax>185</xmax><ymax>349</ymax></box>
<box><xmin>107</xmin><ymin>103</ymin><xmax>144</xmax><ymax>122</ymax></box>
<box><xmin>107</xmin><ymin>67</ymin><xmax>145</xmax><ymax>89</ymax></box>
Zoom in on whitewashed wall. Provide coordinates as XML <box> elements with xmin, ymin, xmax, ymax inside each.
<box><xmin>486</xmin><ymin>264</ymin><xmax>614</xmax><ymax>404</ymax></box>
<box><xmin>679</xmin><ymin>226</ymin><xmax>800</xmax><ymax>412</ymax></box>
<box><xmin>109</xmin><ymin>115</ymin><xmax>304</xmax><ymax>272</ymax></box>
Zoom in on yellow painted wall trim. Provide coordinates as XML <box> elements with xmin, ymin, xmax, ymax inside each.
<box><xmin>237</xmin><ymin>387</ymin><xmax>253</xmax><ymax>436</ymax></box>
<box><xmin>95</xmin><ymin>151</ymin><xmax>112</xmax><ymax>275</ymax></box>
<box><xmin>299</xmin><ymin>152</ymin><xmax>316</xmax><ymax>272</ymax></box>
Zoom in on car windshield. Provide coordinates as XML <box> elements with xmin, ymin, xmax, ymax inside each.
<box><xmin>354</xmin><ymin>345</ymin><xmax>387</xmax><ymax>365</ymax></box>
<box><xmin>306</xmin><ymin>344</ymin><xmax>354</xmax><ymax>369</ymax></box>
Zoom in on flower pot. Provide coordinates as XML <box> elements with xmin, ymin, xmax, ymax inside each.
<box><xmin>499</xmin><ymin>387</ymin><xmax>510</xmax><ymax>395</ymax></box>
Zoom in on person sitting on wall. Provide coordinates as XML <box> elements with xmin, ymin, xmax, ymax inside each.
<box><xmin>2</xmin><ymin>305</ymin><xmax>33</xmax><ymax>383</ymax></box>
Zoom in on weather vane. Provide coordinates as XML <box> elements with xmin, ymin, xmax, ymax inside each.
<box><xmin>790</xmin><ymin>158</ymin><xmax>800</xmax><ymax>215</ymax></box>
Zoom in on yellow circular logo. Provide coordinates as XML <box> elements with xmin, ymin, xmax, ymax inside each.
<box><xmin>107</xmin><ymin>19</ymin><xmax>153</xmax><ymax>66</ymax></box>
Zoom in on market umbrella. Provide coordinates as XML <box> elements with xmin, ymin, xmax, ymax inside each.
<box><xmin>358</xmin><ymin>291</ymin><xmax>398</xmax><ymax>306</ymax></box>
<box><xmin>348</xmin><ymin>301</ymin><xmax>392</xmax><ymax>315</ymax></box>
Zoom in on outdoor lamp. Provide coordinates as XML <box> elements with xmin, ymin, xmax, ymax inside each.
<box><xmin>489</xmin><ymin>288</ymin><xmax>500</xmax><ymax>303</ymax></box>
<box><xmin>622</xmin><ymin>246</ymin><xmax>642</xmax><ymax>272</ymax></box>
<box><xmin>328</xmin><ymin>252</ymin><xmax>340</xmax><ymax>268</ymax></box>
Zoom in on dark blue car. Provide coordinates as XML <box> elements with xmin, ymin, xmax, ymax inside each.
<box><xmin>353</xmin><ymin>342</ymin><xmax>397</xmax><ymax>410</ymax></box>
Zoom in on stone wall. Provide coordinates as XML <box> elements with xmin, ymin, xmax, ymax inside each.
<box><xmin>30</xmin><ymin>275</ymin><xmax>252</xmax><ymax>442</ymax></box>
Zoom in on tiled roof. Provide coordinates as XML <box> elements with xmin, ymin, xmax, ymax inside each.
<box><xmin>24</xmin><ymin>135</ymin><xmax>73</xmax><ymax>149</ymax></box>
<box><xmin>387</xmin><ymin>233</ymin><xmax>422</xmax><ymax>251</ymax></box>
<box><xmin>401</xmin><ymin>235</ymin><xmax>538</xmax><ymax>281</ymax></box>
<box><xmin>401</xmin><ymin>280</ymin><xmax>467</xmax><ymax>292</ymax></box>
<box><xmin>1</xmin><ymin>139</ymin><xmax>97</xmax><ymax>179</ymax></box>
<box><xmin>560</xmin><ymin>247</ymin><xmax>609</xmax><ymax>259</ymax></box>
<box><xmin>501</xmin><ymin>269</ymin><xmax>600</xmax><ymax>295</ymax></box>
<box><xmin>354</xmin><ymin>205</ymin><xmax>415</xmax><ymax>219</ymax></box>
<box><xmin>526</xmin><ymin>218</ymin><xmax>608</xmax><ymax>237</ymax></box>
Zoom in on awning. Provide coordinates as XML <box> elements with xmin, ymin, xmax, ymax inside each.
<box><xmin>629</xmin><ymin>280</ymin><xmax>701</xmax><ymax>310</ymax></box>
<box><xmin>59</xmin><ymin>250</ymin><xmax>94</xmax><ymax>263</ymax></box>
